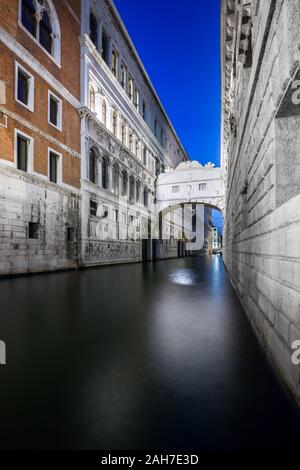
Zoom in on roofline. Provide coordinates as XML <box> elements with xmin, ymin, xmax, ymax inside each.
<box><xmin>106</xmin><ymin>0</ymin><xmax>190</xmax><ymax>161</ymax></box>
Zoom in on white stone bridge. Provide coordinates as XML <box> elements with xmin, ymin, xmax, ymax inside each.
<box><xmin>156</xmin><ymin>161</ymin><xmax>225</xmax><ymax>213</ymax></box>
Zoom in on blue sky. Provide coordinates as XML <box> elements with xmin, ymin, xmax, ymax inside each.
<box><xmin>114</xmin><ymin>0</ymin><xmax>221</xmax><ymax>167</ymax></box>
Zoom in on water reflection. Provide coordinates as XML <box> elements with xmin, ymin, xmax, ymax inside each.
<box><xmin>0</xmin><ymin>257</ymin><xmax>299</xmax><ymax>450</ymax></box>
<box><xmin>170</xmin><ymin>269</ymin><xmax>198</xmax><ymax>286</ymax></box>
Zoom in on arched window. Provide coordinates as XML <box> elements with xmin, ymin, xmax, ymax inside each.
<box><xmin>121</xmin><ymin>119</ymin><xmax>126</xmax><ymax>145</ymax></box>
<box><xmin>102</xmin><ymin>31</ymin><xmax>109</xmax><ymax>65</ymax></box>
<box><xmin>90</xmin><ymin>13</ymin><xmax>98</xmax><ymax>47</ymax></box>
<box><xmin>39</xmin><ymin>9</ymin><xmax>52</xmax><ymax>53</ymax></box>
<box><xmin>102</xmin><ymin>157</ymin><xmax>109</xmax><ymax>190</ymax></box>
<box><xmin>21</xmin><ymin>0</ymin><xmax>60</xmax><ymax>63</ymax></box>
<box><xmin>121</xmin><ymin>170</ymin><xmax>128</xmax><ymax>196</ymax></box>
<box><xmin>143</xmin><ymin>187</ymin><xmax>148</xmax><ymax>207</ymax></box>
<box><xmin>112</xmin><ymin>110</ymin><xmax>118</xmax><ymax>136</ymax></box>
<box><xmin>112</xmin><ymin>165</ymin><xmax>119</xmax><ymax>195</ymax></box>
<box><xmin>136</xmin><ymin>181</ymin><xmax>141</xmax><ymax>203</ymax></box>
<box><xmin>102</xmin><ymin>100</ymin><xmax>107</xmax><ymax>126</ymax></box>
<box><xmin>89</xmin><ymin>148</ymin><xmax>97</xmax><ymax>184</ymax></box>
<box><xmin>21</xmin><ymin>0</ymin><xmax>37</xmax><ymax>37</ymax></box>
<box><xmin>129</xmin><ymin>176</ymin><xmax>135</xmax><ymax>203</ymax></box>
<box><xmin>89</xmin><ymin>85</ymin><xmax>96</xmax><ymax>112</ymax></box>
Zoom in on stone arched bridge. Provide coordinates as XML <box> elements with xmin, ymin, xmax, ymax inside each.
<box><xmin>156</xmin><ymin>161</ymin><xmax>225</xmax><ymax>213</ymax></box>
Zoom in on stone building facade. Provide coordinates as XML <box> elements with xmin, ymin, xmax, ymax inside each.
<box><xmin>0</xmin><ymin>0</ymin><xmax>189</xmax><ymax>275</ymax></box>
<box><xmin>0</xmin><ymin>0</ymin><xmax>81</xmax><ymax>275</ymax></box>
<box><xmin>79</xmin><ymin>0</ymin><xmax>189</xmax><ymax>266</ymax></box>
<box><xmin>221</xmin><ymin>0</ymin><xmax>300</xmax><ymax>402</ymax></box>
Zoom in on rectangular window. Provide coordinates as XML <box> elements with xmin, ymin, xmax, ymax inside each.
<box><xmin>17</xmin><ymin>134</ymin><xmax>29</xmax><ymax>172</ymax></box>
<box><xmin>48</xmin><ymin>91</ymin><xmax>62</xmax><ymax>130</ymax></box>
<box><xmin>49</xmin><ymin>151</ymin><xmax>59</xmax><ymax>183</ymax></box>
<box><xmin>67</xmin><ymin>227</ymin><xmax>75</xmax><ymax>242</ymax></box>
<box><xmin>135</xmin><ymin>87</ymin><xmax>140</xmax><ymax>111</ymax></box>
<box><xmin>172</xmin><ymin>186</ymin><xmax>180</xmax><ymax>193</ymax></box>
<box><xmin>121</xmin><ymin>63</ymin><xmax>127</xmax><ymax>89</ymax></box>
<box><xmin>28</xmin><ymin>222</ymin><xmax>39</xmax><ymax>239</ymax></box>
<box><xmin>15</xmin><ymin>63</ymin><xmax>34</xmax><ymax>111</ymax></box>
<box><xmin>142</xmin><ymin>100</ymin><xmax>146</xmax><ymax>120</ymax></box>
<box><xmin>128</xmin><ymin>76</ymin><xmax>134</xmax><ymax>102</ymax></box>
<box><xmin>112</xmin><ymin>49</ymin><xmax>119</xmax><ymax>78</ymax></box>
<box><xmin>90</xmin><ymin>199</ymin><xmax>97</xmax><ymax>217</ymax></box>
<box><xmin>199</xmin><ymin>183</ymin><xmax>207</xmax><ymax>191</ymax></box>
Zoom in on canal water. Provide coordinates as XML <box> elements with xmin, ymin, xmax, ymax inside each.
<box><xmin>0</xmin><ymin>256</ymin><xmax>299</xmax><ymax>450</ymax></box>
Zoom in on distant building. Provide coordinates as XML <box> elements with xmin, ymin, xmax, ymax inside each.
<box><xmin>212</xmin><ymin>227</ymin><xmax>222</xmax><ymax>253</ymax></box>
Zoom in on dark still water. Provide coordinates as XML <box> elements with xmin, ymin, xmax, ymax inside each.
<box><xmin>0</xmin><ymin>256</ymin><xmax>299</xmax><ymax>450</ymax></box>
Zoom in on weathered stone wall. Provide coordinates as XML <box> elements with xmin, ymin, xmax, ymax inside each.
<box><xmin>0</xmin><ymin>165</ymin><xmax>80</xmax><ymax>276</ymax></box>
<box><xmin>222</xmin><ymin>0</ymin><xmax>300</xmax><ymax>403</ymax></box>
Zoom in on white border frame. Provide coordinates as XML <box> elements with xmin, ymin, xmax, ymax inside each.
<box><xmin>15</xmin><ymin>61</ymin><xmax>34</xmax><ymax>112</ymax></box>
<box><xmin>14</xmin><ymin>128</ymin><xmax>34</xmax><ymax>173</ymax></box>
<box><xmin>48</xmin><ymin>147</ymin><xmax>62</xmax><ymax>185</ymax></box>
<box><xmin>48</xmin><ymin>90</ymin><xmax>62</xmax><ymax>131</ymax></box>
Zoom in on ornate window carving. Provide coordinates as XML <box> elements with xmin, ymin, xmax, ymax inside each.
<box><xmin>20</xmin><ymin>0</ymin><xmax>61</xmax><ymax>64</ymax></box>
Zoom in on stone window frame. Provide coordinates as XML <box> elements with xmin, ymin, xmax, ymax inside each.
<box><xmin>120</xmin><ymin>62</ymin><xmax>127</xmax><ymax>90</ymax></box>
<box><xmin>111</xmin><ymin>47</ymin><xmax>119</xmax><ymax>78</ymax></box>
<box><xmin>14</xmin><ymin>128</ymin><xmax>34</xmax><ymax>174</ymax></box>
<box><xmin>48</xmin><ymin>146</ymin><xmax>62</xmax><ymax>185</ymax></box>
<box><xmin>15</xmin><ymin>61</ymin><xmax>35</xmax><ymax>112</ymax></box>
<box><xmin>48</xmin><ymin>89</ymin><xmax>62</xmax><ymax>131</ymax></box>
